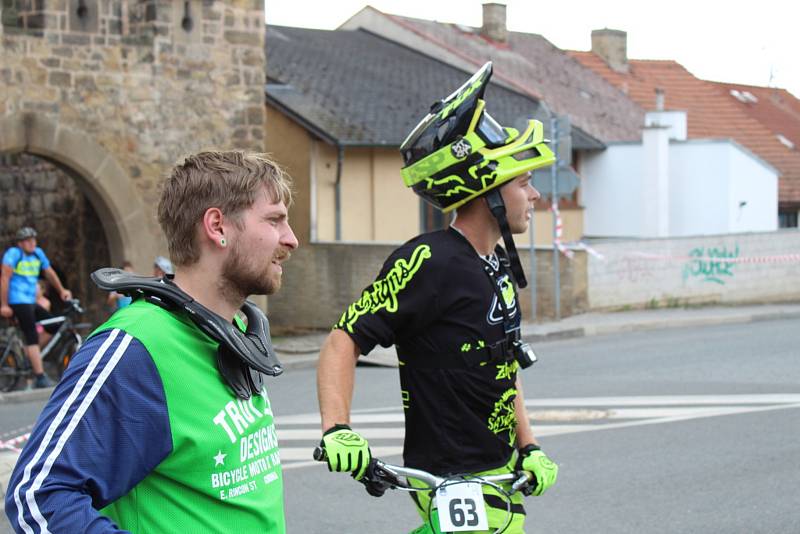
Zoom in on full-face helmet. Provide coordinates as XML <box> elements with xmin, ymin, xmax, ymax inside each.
<box><xmin>400</xmin><ymin>62</ymin><xmax>554</xmax><ymax>213</ymax></box>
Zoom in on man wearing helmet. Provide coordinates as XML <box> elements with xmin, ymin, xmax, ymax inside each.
<box><xmin>1</xmin><ymin>227</ymin><xmax>72</xmax><ymax>388</ymax></box>
<box><xmin>317</xmin><ymin>63</ymin><xmax>558</xmax><ymax>532</ymax></box>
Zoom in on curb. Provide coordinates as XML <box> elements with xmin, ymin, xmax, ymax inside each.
<box><xmin>0</xmin><ymin>388</ymin><xmax>54</xmax><ymax>405</ymax></box>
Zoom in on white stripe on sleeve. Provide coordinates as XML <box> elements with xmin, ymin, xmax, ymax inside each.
<box><xmin>12</xmin><ymin>329</ymin><xmax>123</xmax><ymax>534</ymax></box>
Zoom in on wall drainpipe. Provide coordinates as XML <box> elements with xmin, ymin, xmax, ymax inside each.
<box><xmin>335</xmin><ymin>144</ymin><xmax>344</xmax><ymax>241</ymax></box>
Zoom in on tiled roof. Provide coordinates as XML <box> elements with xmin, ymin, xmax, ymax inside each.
<box><xmin>341</xmin><ymin>8</ymin><xmax>645</xmax><ymax>143</ymax></box>
<box><xmin>712</xmin><ymin>83</ymin><xmax>800</xmax><ymax>150</ymax></box>
<box><xmin>266</xmin><ymin>26</ymin><xmax>560</xmax><ymax>146</ymax></box>
<box><xmin>570</xmin><ymin>51</ymin><xmax>800</xmax><ymax>204</ymax></box>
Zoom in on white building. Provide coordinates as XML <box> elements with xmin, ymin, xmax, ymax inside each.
<box><xmin>581</xmin><ymin>110</ymin><xmax>778</xmax><ymax>238</ymax></box>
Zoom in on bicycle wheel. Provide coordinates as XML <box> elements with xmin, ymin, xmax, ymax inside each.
<box><xmin>44</xmin><ymin>336</ymin><xmax>79</xmax><ymax>383</ymax></box>
<box><xmin>0</xmin><ymin>342</ymin><xmax>24</xmax><ymax>392</ymax></box>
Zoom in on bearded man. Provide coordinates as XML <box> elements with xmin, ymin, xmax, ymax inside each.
<box><xmin>6</xmin><ymin>151</ymin><xmax>298</xmax><ymax>533</ymax></box>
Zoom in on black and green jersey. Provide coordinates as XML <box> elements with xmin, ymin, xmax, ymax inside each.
<box><xmin>336</xmin><ymin>228</ymin><xmax>522</xmax><ymax>475</ymax></box>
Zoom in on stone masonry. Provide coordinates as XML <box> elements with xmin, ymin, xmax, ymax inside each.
<box><xmin>0</xmin><ymin>0</ymin><xmax>267</xmax><ymax>270</ymax></box>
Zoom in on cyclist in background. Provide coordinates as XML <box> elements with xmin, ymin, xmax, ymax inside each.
<box><xmin>317</xmin><ymin>63</ymin><xmax>559</xmax><ymax>533</ymax></box>
<box><xmin>153</xmin><ymin>255</ymin><xmax>174</xmax><ymax>277</ymax></box>
<box><xmin>0</xmin><ymin>227</ymin><xmax>72</xmax><ymax>389</ymax></box>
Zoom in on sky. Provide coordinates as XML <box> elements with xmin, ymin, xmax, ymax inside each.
<box><xmin>266</xmin><ymin>0</ymin><xmax>799</xmax><ymax>99</ymax></box>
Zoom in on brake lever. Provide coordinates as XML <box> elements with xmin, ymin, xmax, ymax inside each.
<box><xmin>312</xmin><ymin>448</ymin><xmax>397</xmax><ymax>498</ymax></box>
<box><xmin>510</xmin><ymin>470</ymin><xmax>536</xmax><ymax>496</ymax></box>
<box><xmin>361</xmin><ymin>459</ymin><xmax>398</xmax><ymax>498</ymax></box>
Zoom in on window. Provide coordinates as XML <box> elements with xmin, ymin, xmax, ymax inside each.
<box><xmin>778</xmin><ymin>210</ymin><xmax>798</xmax><ymax>228</ymax></box>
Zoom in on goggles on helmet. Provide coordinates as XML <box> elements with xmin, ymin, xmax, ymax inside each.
<box><xmin>400</xmin><ymin>62</ymin><xmax>555</xmax><ymax>212</ymax></box>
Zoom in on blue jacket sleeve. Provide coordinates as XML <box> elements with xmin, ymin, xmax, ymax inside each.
<box><xmin>4</xmin><ymin>328</ymin><xmax>172</xmax><ymax>534</ymax></box>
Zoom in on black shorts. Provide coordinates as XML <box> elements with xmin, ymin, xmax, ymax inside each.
<box><xmin>9</xmin><ymin>304</ymin><xmax>57</xmax><ymax>346</ymax></box>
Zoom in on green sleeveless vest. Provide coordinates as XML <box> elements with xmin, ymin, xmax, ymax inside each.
<box><xmin>98</xmin><ymin>300</ymin><xmax>285</xmax><ymax>533</ymax></box>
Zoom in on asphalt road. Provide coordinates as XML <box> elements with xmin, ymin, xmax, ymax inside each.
<box><xmin>2</xmin><ymin>317</ymin><xmax>799</xmax><ymax>533</ymax></box>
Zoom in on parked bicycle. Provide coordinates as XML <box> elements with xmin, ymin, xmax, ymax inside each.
<box><xmin>313</xmin><ymin>447</ymin><xmax>534</xmax><ymax>534</ymax></box>
<box><xmin>0</xmin><ymin>299</ymin><xmax>87</xmax><ymax>392</ymax></box>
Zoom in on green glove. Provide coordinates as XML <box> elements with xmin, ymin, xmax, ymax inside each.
<box><xmin>320</xmin><ymin>424</ymin><xmax>371</xmax><ymax>480</ymax></box>
<box><xmin>518</xmin><ymin>444</ymin><xmax>558</xmax><ymax>496</ymax></box>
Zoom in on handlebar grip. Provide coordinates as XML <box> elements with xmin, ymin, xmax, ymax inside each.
<box><xmin>313</xmin><ymin>446</ymin><xmax>327</xmax><ymax>462</ymax></box>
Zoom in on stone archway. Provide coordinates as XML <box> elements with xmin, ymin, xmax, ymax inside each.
<box><xmin>0</xmin><ymin>113</ymin><xmax>159</xmax><ymax>269</ymax></box>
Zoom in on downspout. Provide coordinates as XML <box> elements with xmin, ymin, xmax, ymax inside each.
<box><xmin>335</xmin><ymin>144</ymin><xmax>344</xmax><ymax>241</ymax></box>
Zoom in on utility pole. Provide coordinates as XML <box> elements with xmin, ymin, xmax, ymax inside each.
<box><xmin>550</xmin><ymin>115</ymin><xmax>561</xmax><ymax>320</ymax></box>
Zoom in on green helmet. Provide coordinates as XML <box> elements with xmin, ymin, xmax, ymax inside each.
<box><xmin>400</xmin><ymin>62</ymin><xmax>555</xmax><ymax>212</ymax></box>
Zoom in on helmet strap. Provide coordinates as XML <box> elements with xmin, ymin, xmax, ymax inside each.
<box><xmin>485</xmin><ymin>189</ymin><xmax>528</xmax><ymax>289</ymax></box>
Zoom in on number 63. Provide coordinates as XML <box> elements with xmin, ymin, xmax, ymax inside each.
<box><xmin>449</xmin><ymin>498</ymin><xmax>479</xmax><ymax>527</ymax></box>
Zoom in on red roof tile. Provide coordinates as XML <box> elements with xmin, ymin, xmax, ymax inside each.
<box><xmin>570</xmin><ymin>51</ymin><xmax>800</xmax><ymax>204</ymax></box>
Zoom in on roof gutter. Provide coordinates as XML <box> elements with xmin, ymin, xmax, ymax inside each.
<box><xmin>267</xmin><ymin>88</ymin><xmax>400</xmax><ymax>148</ymax></box>
<box><xmin>265</xmin><ymin>92</ymin><xmax>339</xmax><ymax>146</ymax></box>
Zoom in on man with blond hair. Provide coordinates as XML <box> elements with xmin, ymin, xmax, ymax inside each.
<box><xmin>6</xmin><ymin>151</ymin><xmax>298</xmax><ymax>533</ymax></box>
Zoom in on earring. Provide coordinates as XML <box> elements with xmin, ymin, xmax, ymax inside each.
<box><xmin>220</xmin><ymin>238</ymin><xmax>226</xmax><ymax>247</ymax></box>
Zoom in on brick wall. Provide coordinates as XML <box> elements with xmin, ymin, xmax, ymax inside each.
<box><xmin>587</xmin><ymin>230</ymin><xmax>800</xmax><ymax>309</ymax></box>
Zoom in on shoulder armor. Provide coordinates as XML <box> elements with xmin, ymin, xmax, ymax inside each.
<box><xmin>91</xmin><ymin>268</ymin><xmax>282</xmax><ymax>399</ymax></box>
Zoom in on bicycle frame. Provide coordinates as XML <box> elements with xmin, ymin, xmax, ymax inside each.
<box><xmin>38</xmin><ymin>315</ymin><xmax>82</xmax><ymax>362</ymax></box>
<box><xmin>0</xmin><ymin>300</ymin><xmax>85</xmax><ymax>390</ymax></box>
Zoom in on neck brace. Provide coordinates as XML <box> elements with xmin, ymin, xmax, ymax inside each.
<box><xmin>91</xmin><ymin>268</ymin><xmax>283</xmax><ymax>399</ymax></box>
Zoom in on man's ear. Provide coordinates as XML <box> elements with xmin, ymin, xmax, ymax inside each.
<box><xmin>202</xmin><ymin>207</ymin><xmax>228</xmax><ymax>249</ymax></box>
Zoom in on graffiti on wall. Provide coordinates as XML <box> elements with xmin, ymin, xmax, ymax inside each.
<box><xmin>682</xmin><ymin>244</ymin><xmax>740</xmax><ymax>285</ymax></box>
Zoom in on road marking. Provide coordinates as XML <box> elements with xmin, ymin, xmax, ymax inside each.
<box><xmin>276</xmin><ymin>394</ymin><xmax>800</xmax><ymax>470</ymax></box>
<box><xmin>525</xmin><ymin>394</ymin><xmax>800</xmax><ymax>407</ymax></box>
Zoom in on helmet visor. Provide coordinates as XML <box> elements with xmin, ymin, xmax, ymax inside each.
<box><xmin>476</xmin><ymin>111</ymin><xmax>509</xmax><ymax>148</ymax></box>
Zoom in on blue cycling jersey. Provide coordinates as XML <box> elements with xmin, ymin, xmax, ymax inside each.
<box><xmin>2</xmin><ymin>247</ymin><xmax>50</xmax><ymax>305</ymax></box>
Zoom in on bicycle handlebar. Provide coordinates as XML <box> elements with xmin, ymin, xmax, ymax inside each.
<box><xmin>64</xmin><ymin>299</ymin><xmax>84</xmax><ymax>315</ymax></box>
<box><xmin>313</xmin><ymin>446</ymin><xmax>533</xmax><ymax>497</ymax></box>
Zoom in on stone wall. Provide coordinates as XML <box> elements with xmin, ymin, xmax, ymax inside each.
<box><xmin>267</xmin><ymin>242</ymin><xmax>587</xmax><ymax>330</ymax></box>
<box><xmin>586</xmin><ymin>230</ymin><xmax>800</xmax><ymax>310</ymax></box>
<box><xmin>0</xmin><ymin>153</ymin><xmax>111</xmax><ymax>324</ymax></box>
<box><xmin>1</xmin><ymin>0</ymin><xmax>266</xmax><ymax>270</ymax></box>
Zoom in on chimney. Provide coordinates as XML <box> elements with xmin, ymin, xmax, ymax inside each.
<box><xmin>591</xmin><ymin>28</ymin><xmax>628</xmax><ymax>73</ymax></box>
<box><xmin>655</xmin><ymin>88</ymin><xmax>665</xmax><ymax>111</ymax></box>
<box><xmin>482</xmin><ymin>3</ymin><xmax>507</xmax><ymax>43</ymax></box>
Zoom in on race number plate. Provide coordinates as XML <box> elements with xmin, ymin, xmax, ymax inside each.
<box><xmin>435</xmin><ymin>482</ymin><xmax>488</xmax><ymax>532</ymax></box>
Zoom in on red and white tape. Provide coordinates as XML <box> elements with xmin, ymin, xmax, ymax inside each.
<box><xmin>0</xmin><ymin>432</ymin><xmax>30</xmax><ymax>453</ymax></box>
<box><xmin>550</xmin><ymin>204</ymin><xmax>574</xmax><ymax>259</ymax></box>
<box><xmin>632</xmin><ymin>252</ymin><xmax>800</xmax><ymax>264</ymax></box>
